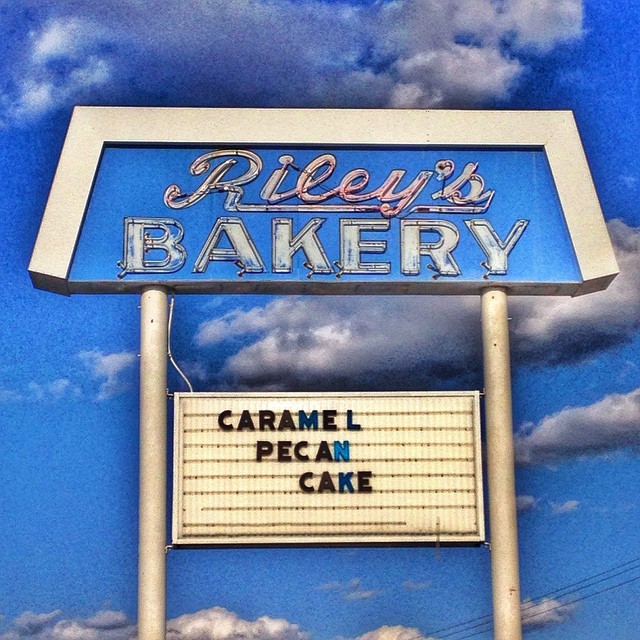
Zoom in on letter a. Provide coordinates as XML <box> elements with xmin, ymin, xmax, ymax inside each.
<box><xmin>193</xmin><ymin>217</ymin><xmax>264</xmax><ymax>274</ymax></box>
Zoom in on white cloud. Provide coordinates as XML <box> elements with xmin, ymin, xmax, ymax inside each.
<box><xmin>196</xmin><ymin>305</ymin><xmax>278</xmax><ymax>347</ymax></box>
<box><xmin>0</xmin><ymin>388</ymin><xmax>23</xmax><ymax>403</ymax></box>
<box><xmin>4</xmin><ymin>16</ymin><xmax>113</xmax><ymax>120</ymax></box>
<box><xmin>392</xmin><ymin>44</ymin><xmax>522</xmax><ymax>107</ymax></box>
<box><xmin>551</xmin><ymin>500</ymin><xmax>580</xmax><ymax>514</ymax></box>
<box><xmin>345</xmin><ymin>578</ymin><xmax>379</xmax><ymax>601</ymax></box>
<box><xmin>49</xmin><ymin>378</ymin><xmax>78</xmax><ymax>397</ymax></box>
<box><xmin>353</xmin><ymin>625</ymin><xmax>433</xmax><ymax>640</ymax></box>
<box><xmin>79</xmin><ymin>350</ymin><xmax>137</xmax><ymax>400</ymax></box>
<box><xmin>516</xmin><ymin>495</ymin><xmax>539</xmax><ymax>512</ymax></box>
<box><xmin>1</xmin><ymin>0</ymin><xmax>584</xmax><ymax>122</ymax></box>
<box><xmin>520</xmin><ymin>597</ymin><xmax>576</xmax><ymax>629</ymax></box>
<box><xmin>50</xmin><ymin>620</ymin><xmax>100</xmax><ymax>640</ymax></box>
<box><xmin>27</xmin><ymin>378</ymin><xmax>81</xmax><ymax>401</ymax></box>
<box><xmin>31</xmin><ymin>18</ymin><xmax>106</xmax><ymax>62</ymax></box>
<box><xmin>344</xmin><ymin>588</ymin><xmax>379</xmax><ymax>602</ymax></box>
<box><xmin>511</xmin><ymin>220</ymin><xmax>640</xmax><ymax>365</ymax></box>
<box><xmin>12</xmin><ymin>611</ymin><xmax>62</xmax><ymax>635</ymax></box>
<box><xmin>4</xmin><ymin>609</ymin><xmax>133</xmax><ymax>640</ymax></box>
<box><xmin>167</xmin><ymin>607</ymin><xmax>308</xmax><ymax>640</ymax></box>
<box><xmin>194</xmin><ymin>220</ymin><xmax>638</xmax><ymax>391</ymax></box>
<box><xmin>0</xmin><ymin>606</ymin><xmax>307</xmax><ymax>640</ymax></box>
<box><xmin>0</xmin><ymin>602</ymin><xmax>577</xmax><ymax>640</ymax></box>
<box><xmin>317</xmin><ymin>578</ymin><xmax>380</xmax><ymax>601</ymax></box>
<box><xmin>0</xmin><ymin>378</ymin><xmax>80</xmax><ymax>404</ymax></box>
<box><xmin>515</xmin><ymin>387</ymin><xmax>640</xmax><ymax>465</ymax></box>
<box><xmin>197</xmin><ymin>295</ymin><xmax>480</xmax><ymax>390</ymax></box>
<box><xmin>14</xmin><ymin>54</ymin><xmax>111</xmax><ymax>118</ymax></box>
<box><xmin>83</xmin><ymin>611</ymin><xmax>130</xmax><ymax>630</ymax></box>
<box><xmin>349</xmin><ymin>598</ymin><xmax>575</xmax><ymax>640</ymax></box>
<box><xmin>500</xmin><ymin>0</ymin><xmax>583</xmax><ymax>51</ymax></box>
<box><xmin>359</xmin><ymin>0</ymin><xmax>582</xmax><ymax>107</ymax></box>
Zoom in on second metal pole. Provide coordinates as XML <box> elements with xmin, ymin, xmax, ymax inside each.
<box><xmin>481</xmin><ymin>287</ymin><xmax>522</xmax><ymax>640</ymax></box>
<box><xmin>139</xmin><ymin>286</ymin><xmax>169</xmax><ymax>640</ymax></box>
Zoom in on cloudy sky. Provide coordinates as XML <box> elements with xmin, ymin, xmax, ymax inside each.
<box><xmin>2</xmin><ymin>0</ymin><xmax>640</xmax><ymax>639</ymax></box>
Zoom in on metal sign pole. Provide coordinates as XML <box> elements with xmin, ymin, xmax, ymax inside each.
<box><xmin>138</xmin><ymin>286</ymin><xmax>169</xmax><ymax>640</ymax></box>
<box><xmin>481</xmin><ymin>287</ymin><xmax>522</xmax><ymax>640</ymax></box>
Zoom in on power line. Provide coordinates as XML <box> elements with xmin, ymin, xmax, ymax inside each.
<box><xmin>444</xmin><ymin>570</ymin><xmax>640</xmax><ymax>640</ymax></box>
<box><xmin>452</xmin><ymin>573</ymin><xmax>640</xmax><ymax>640</ymax></box>
<box><xmin>524</xmin><ymin>556</ymin><xmax>640</xmax><ymax>604</ymax></box>
<box><xmin>419</xmin><ymin>556</ymin><xmax>640</xmax><ymax>639</ymax></box>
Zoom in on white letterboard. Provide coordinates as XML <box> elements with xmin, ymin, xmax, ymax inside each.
<box><xmin>173</xmin><ymin>391</ymin><xmax>484</xmax><ymax>545</ymax></box>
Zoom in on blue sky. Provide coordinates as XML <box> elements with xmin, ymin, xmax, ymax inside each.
<box><xmin>1</xmin><ymin>1</ymin><xmax>640</xmax><ymax>639</ymax></box>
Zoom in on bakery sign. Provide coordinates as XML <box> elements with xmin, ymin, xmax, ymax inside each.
<box><xmin>125</xmin><ymin>148</ymin><xmax>512</xmax><ymax>281</ymax></box>
<box><xmin>173</xmin><ymin>392</ymin><xmax>484</xmax><ymax>545</ymax></box>
<box><xmin>28</xmin><ymin>108</ymin><xmax>617</xmax><ymax>296</ymax></box>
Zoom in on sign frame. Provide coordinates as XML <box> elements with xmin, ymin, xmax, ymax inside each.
<box><xmin>172</xmin><ymin>390</ymin><xmax>484</xmax><ymax>547</ymax></box>
<box><xmin>29</xmin><ymin>107</ymin><xmax>618</xmax><ymax>296</ymax></box>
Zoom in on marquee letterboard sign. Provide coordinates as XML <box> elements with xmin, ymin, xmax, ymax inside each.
<box><xmin>173</xmin><ymin>392</ymin><xmax>484</xmax><ymax>546</ymax></box>
<box><xmin>29</xmin><ymin>108</ymin><xmax>618</xmax><ymax>296</ymax></box>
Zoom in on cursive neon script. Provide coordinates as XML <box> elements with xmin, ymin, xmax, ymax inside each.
<box><xmin>164</xmin><ymin>150</ymin><xmax>495</xmax><ymax>218</ymax></box>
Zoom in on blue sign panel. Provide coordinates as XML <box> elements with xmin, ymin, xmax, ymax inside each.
<box><xmin>68</xmin><ymin>145</ymin><xmax>580</xmax><ymax>292</ymax></box>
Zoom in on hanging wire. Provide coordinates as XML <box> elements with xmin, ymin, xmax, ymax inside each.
<box><xmin>451</xmin><ymin>573</ymin><xmax>640</xmax><ymax>640</ymax></box>
<box><xmin>167</xmin><ymin>294</ymin><xmax>194</xmax><ymax>392</ymax></box>
<box><xmin>396</xmin><ymin>555</ymin><xmax>640</xmax><ymax>640</ymax></box>
<box><xmin>427</xmin><ymin>557</ymin><xmax>640</xmax><ymax>639</ymax></box>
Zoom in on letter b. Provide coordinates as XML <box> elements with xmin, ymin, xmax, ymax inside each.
<box><xmin>119</xmin><ymin>217</ymin><xmax>186</xmax><ymax>277</ymax></box>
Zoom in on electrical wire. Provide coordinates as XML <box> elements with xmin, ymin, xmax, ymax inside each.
<box><xmin>418</xmin><ymin>556</ymin><xmax>640</xmax><ymax>640</ymax></box>
<box><xmin>429</xmin><ymin>556</ymin><xmax>640</xmax><ymax>639</ymax></box>
<box><xmin>523</xmin><ymin>556</ymin><xmax>640</xmax><ymax>604</ymax></box>
<box><xmin>168</xmin><ymin>294</ymin><xmax>194</xmax><ymax>392</ymax></box>
<box><xmin>451</xmin><ymin>573</ymin><xmax>640</xmax><ymax>640</ymax></box>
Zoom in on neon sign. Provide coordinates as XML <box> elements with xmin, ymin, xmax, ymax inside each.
<box><xmin>162</xmin><ymin>150</ymin><xmax>495</xmax><ymax>216</ymax></box>
<box><xmin>29</xmin><ymin>108</ymin><xmax>618</xmax><ymax>295</ymax></box>
<box><xmin>114</xmin><ymin>148</ymin><xmax>531</xmax><ymax>283</ymax></box>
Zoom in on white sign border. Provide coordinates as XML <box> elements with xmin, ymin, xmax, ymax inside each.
<box><xmin>29</xmin><ymin>107</ymin><xmax>618</xmax><ymax>296</ymax></box>
<box><xmin>172</xmin><ymin>390</ymin><xmax>485</xmax><ymax>547</ymax></box>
